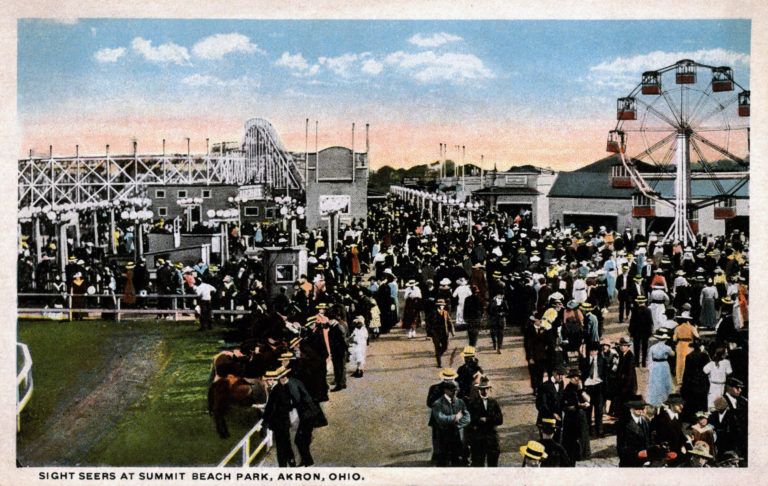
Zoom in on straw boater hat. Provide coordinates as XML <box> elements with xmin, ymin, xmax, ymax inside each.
<box><xmin>635</xmin><ymin>295</ymin><xmax>648</xmax><ymax>304</ymax></box>
<box><xmin>721</xmin><ymin>296</ymin><xmax>734</xmax><ymax>305</ymax></box>
<box><xmin>461</xmin><ymin>345</ymin><xmax>476</xmax><ymax>357</ymax></box>
<box><xmin>439</xmin><ymin>368</ymin><xmax>458</xmax><ymax>380</ymax></box>
<box><xmin>520</xmin><ymin>441</ymin><xmax>548</xmax><ymax>460</ymax></box>
<box><xmin>477</xmin><ymin>376</ymin><xmax>492</xmax><ymax>389</ymax></box>
<box><xmin>633</xmin><ymin>274</ymin><xmax>643</xmax><ymax>281</ymax></box>
<box><xmin>316</xmin><ymin>302</ymin><xmax>328</xmax><ymax>310</ymax></box>
<box><xmin>689</xmin><ymin>441</ymin><xmax>714</xmax><ymax>460</ymax></box>
<box><xmin>279</xmin><ymin>351</ymin><xmax>295</xmax><ymax>360</ymax></box>
<box><xmin>304</xmin><ymin>315</ymin><xmax>317</xmax><ymax>328</ymax></box>
<box><xmin>289</xmin><ymin>337</ymin><xmax>302</xmax><ymax>348</ymax></box>
<box><xmin>125</xmin><ymin>262</ymin><xmax>135</xmax><ymax>270</ymax></box>
<box><xmin>406</xmin><ymin>279</ymin><xmax>419</xmax><ymax>287</ymax></box>
<box><xmin>439</xmin><ymin>278</ymin><xmax>451</xmax><ymax>286</ymax></box>
<box><xmin>579</xmin><ymin>302</ymin><xmax>594</xmax><ymax>312</ymax></box>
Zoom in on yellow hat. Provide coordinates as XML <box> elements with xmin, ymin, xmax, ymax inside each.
<box><xmin>461</xmin><ymin>346</ymin><xmax>476</xmax><ymax>357</ymax></box>
<box><xmin>439</xmin><ymin>368</ymin><xmax>458</xmax><ymax>380</ymax></box>
<box><xmin>520</xmin><ymin>441</ymin><xmax>548</xmax><ymax>460</ymax></box>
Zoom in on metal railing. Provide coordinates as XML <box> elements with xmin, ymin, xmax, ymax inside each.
<box><xmin>218</xmin><ymin>418</ymin><xmax>273</xmax><ymax>467</ymax></box>
<box><xmin>17</xmin><ymin>342</ymin><xmax>33</xmax><ymax>431</ymax></box>
<box><xmin>17</xmin><ymin>292</ymin><xmax>252</xmax><ymax>321</ymax></box>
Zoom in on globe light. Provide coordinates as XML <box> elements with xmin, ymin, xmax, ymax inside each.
<box><xmin>280</xmin><ymin>206</ymin><xmax>289</xmax><ymax>216</ymax></box>
<box><xmin>228</xmin><ymin>196</ymin><xmax>234</xmax><ymax>203</ymax></box>
<box><xmin>207</xmin><ymin>209</ymin><xmax>216</xmax><ymax>218</ymax></box>
<box><xmin>120</xmin><ymin>210</ymin><xmax>129</xmax><ymax>219</ymax></box>
<box><xmin>129</xmin><ymin>210</ymin><xmax>137</xmax><ymax>220</ymax></box>
<box><xmin>296</xmin><ymin>206</ymin><xmax>305</xmax><ymax>215</ymax></box>
<box><xmin>216</xmin><ymin>209</ymin><xmax>224</xmax><ymax>217</ymax></box>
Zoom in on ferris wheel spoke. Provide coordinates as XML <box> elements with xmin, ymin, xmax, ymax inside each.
<box><xmin>636</xmin><ymin>98</ymin><xmax>680</xmax><ymax>130</ymax></box>
<box><xmin>686</xmin><ymin>85</ymin><xmax>713</xmax><ymax>126</ymax></box>
<box><xmin>660</xmin><ymin>91</ymin><xmax>682</xmax><ymax>125</ymax></box>
<box><xmin>690</xmin><ymin>132</ymin><xmax>748</xmax><ymax>168</ymax></box>
<box><xmin>632</xmin><ymin>132</ymin><xmax>677</xmax><ymax>165</ymax></box>
<box><xmin>690</xmin><ymin>95</ymin><xmax>737</xmax><ymax>128</ymax></box>
<box><xmin>689</xmin><ymin>138</ymin><xmax>728</xmax><ymax>196</ymax></box>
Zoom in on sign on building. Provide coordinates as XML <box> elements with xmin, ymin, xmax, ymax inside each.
<box><xmin>505</xmin><ymin>175</ymin><xmax>528</xmax><ymax>187</ymax></box>
<box><xmin>319</xmin><ymin>195</ymin><xmax>351</xmax><ymax>215</ymax></box>
<box><xmin>238</xmin><ymin>185</ymin><xmax>265</xmax><ymax>201</ymax></box>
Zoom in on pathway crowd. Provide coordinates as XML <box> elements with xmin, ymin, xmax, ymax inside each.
<box><xmin>17</xmin><ymin>192</ymin><xmax>749</xmax><ymax>467</ymax></box>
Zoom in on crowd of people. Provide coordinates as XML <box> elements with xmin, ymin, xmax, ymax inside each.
<box><xmin>17</xmin><ymin>190</ymin><xmax>749</xmax><ymax>467</ymax></box>
<box><xmin>376</xmin><ymin>193</ymin><xmax>748</xmax><ymax>467</ymax></box>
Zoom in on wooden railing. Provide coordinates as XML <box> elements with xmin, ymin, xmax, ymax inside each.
<box><xmin>218</xmin><ymin>417</ymin><xmax>273</xmax><ymax>467</ymax></box>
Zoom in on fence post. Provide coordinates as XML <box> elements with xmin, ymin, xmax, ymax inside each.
<box><xmin>243</xmin><ymin>435</ymin><xmax>250</xmax><ymax>466</ymax></box>
<box><xmin>173</xmin><ymin>296</ymin><xmax>178</xmax><ymax>322</ymax></box>
<box><xmin>116</xmin><ymin>296</ymin><xmax>121</xmax><ymax>322</ymax></box>
<box><xmin>68</xmin><ymin>293</ymin><xmax>73</xmax><ymax>321</ymax></box>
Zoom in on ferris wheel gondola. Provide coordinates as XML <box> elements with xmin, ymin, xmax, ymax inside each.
<box><xmin>606</xmin><ymin>59</ymin><xmax>749</xmax><ymax>245</ymax></box>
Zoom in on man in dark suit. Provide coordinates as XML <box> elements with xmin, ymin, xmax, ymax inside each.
<box><xmin>618</xmin><ymin>397</ymin><xmax>650</xmax><ymax>467</ymax></box>
<box><xmin>629</xmin><ymin>296</ymin><xmax>653</xmax><ymax>367</ymax></box>
<box><xmin>617</xmin><ymin>265</ymin><xmax>632</xmax><ymax>322</ymax></box>
<box><xmin>536</xmin><ymin>366</ymin><xmax>565</xmax><ymax>439</ymax></box>
<box><xmin>431</xmin><ymin>381</ymin><xmax>471</xmax><ymax>466</ymax></box>
<box><xmin>580</xmin><ymin>343</ymin><xmax>607</xmax><ymax>436</ymax></box>
<box><xmin>467</xmin><ymin>377</ymin><xmax>504</xmax><ymax>467</ymax></box>
<box><xmin>427</xmin><ymin>368</ymin><xmax>458</xmax><ymax>463</ymax></box>
<box><xmin>457</xmin><ymin>346</ymin><xmax>483</xmax><ymax>400</ymax></box>
<box><xmin>524</xmin><ymin>313</ymin><xmax>555</xmax><ymax>396</ymax></box>
<box><xmin>614</xmin><ymin>336</ymin><xmax>638</xmax><ymax>449</ymax></box>
<box><xmin>327</xmin><ymin>318</ymin><xmax>348</xmax><ymax>392</ymax></box>
<box><xmin>722</xmin><ymin>377</ymin><xmax>748</xmax><ymax>463</ymax></box>
<box><xmin>262</xmin><ymin>366</ymin><xmax>325</xmax><ymax>467</ymax></box>
<box><xmin>649</xmin><ymin>394</ymin><xmax>687</xmax><ymax>457</ymax></box>
<box><xmin>538</xmin><ymin>420</ymin><xmax>573</xmax><ymax>467</ymax></box>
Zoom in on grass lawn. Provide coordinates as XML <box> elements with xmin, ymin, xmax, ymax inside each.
<box><xmin>18</xmin><ymin>319</ymin><xmax>263</xmax><ymax>466</ymax></box>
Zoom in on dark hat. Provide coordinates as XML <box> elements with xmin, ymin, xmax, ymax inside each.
<box><xmin>553</xmin><ymin>365</ymin><xmax>567</xmax><ymax>375</ymax></box>
<box><xmin>627</xmin><ymin>396</ymin><xmax>648</xmax><ymax>409</ymax></box>
<box><xmin>664</xmin><ymin>393</ymin><xmax>684</xmax><ymax>406</ymax></box>
<box><xmin>726</xmin><ymin>377</ymin><xmax>745</xmax><ymax>388</ymax></box>
<box><xmin>566</xmin><ymin>368</ymin><xmax>580</xmax><ymax>378</ymax></box>
<box><xmin>477</xmin><ymin>377</ymin><xmax>492</xmax><ymax>389</ymax></box>
<box><xmin>653</xmin><ymin>328</ymin><xmax>671</xmax><ymax>340</ymax></box>
<box><xmin>619</xmin><ymin>336</ymin><xmax>632</xmax><ymax>346</ymax></box>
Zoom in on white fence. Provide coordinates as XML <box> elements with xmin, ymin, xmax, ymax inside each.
<box><xmin>16</xmin><ymin>342</ymin><xmax>33</xmax><ymax>431</ymax></box>
<box><xmin>218</xmin><ymin>418</ymin><xmax>273</xmax><ymax>467</ymax></box>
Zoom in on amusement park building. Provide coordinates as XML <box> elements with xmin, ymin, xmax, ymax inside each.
<box><xmin>547</xmin><ymin>154</ymin><xmax>749</xmax><ymax>236</ymax></box>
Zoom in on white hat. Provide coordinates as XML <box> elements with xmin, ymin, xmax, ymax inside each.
<box><xmin>439</xmin><ymin>278</ymin><xmax>451</xmax><ymax>286</ymax></box>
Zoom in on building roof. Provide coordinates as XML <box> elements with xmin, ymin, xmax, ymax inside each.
<box><xmin>549</xmin><ymin>152</ymin><xmax>749</xmax><ymax>200</ymax></box>
<box><xmin>646</xmin><ymin>178</ymin><xmax>749</xmax><ymax>199</ymax></box>
<box><xmin>472</xmin><ymin>186</ymin><xmax>540</xmax><ymax>196</ymax></box>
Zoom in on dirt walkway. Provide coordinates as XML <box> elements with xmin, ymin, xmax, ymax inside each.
<box><xmin>19</xmin><ymin>331</ymin><xmax>167</xmax><ymax>466</ymax></box>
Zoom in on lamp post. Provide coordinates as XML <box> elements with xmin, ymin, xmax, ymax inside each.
<box><xmin>275</xmin><ymin>196</ymin><xmax>306</xmax><ymax>248</ymax></box>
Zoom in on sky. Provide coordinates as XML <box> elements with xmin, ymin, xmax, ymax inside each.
<box><xmin>17</xmin><ymin>19</ymin><xmax>750</xmax><ymax>171</ymax></box>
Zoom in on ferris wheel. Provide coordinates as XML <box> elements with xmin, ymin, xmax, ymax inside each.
<box><xmin>606</xmin><ymin>59</ymin><xmax>749</xmax><ymax>245</ymax></box>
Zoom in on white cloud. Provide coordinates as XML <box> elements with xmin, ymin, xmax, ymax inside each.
<box><xmin>588</xmin><ymin>48</ymin><xmax>750</xmax><ymax>91</ymax></box>
<box><xmin>94</xmin><ymin>47</ymin><xmax>126</xmax><ymax>63</ymax></box>
<box><xmin>591</xmin><ymin>48</ymin><xmax>750</xmax><ymax>75</ymax></box>
<box><xmin>132</xmin><ymin>37</ymin><xmax>191</xmax><ymax>66</ymax></box>
<box><xmin>361</xmin><ymin>58</ymin><xmax>384</xmax><ymax>75</ymax></box>
<box><xmin>385</xmin><ymin>50</ymin><xmax>494</xmax><ymax>83</ymax></box>
<box><xmin>408</xmin><ymin>32</ymin><xmax>463</xmax><ymax>48</ymax></box>
<box><xmin>318</xmin><ymin>53</ymin><xmax>359</xmax><ymax>77</ymax></box>
<box><xmin>181</xmin><ymin>74</ymin><xmax>256</xmax><ymax>87</ymax></box>
<box><xmin>192</xmin><ymin>33</ymin><xmax>265</xmax><ymax>60</ymax></box>
<box><xmin>276</xmin><ymin>52</ymin><xmax>310</xmax><ymax>71</ymax></box>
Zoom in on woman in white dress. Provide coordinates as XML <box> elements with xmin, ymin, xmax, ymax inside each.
<box><xmin>702</xmin><ymin>347</ymin><xmax>732</xmax><ymax>409</ymax></box>
<box><xmin>349</xmin><ymin>316</ymin><xmax>369</xmax><ymax>377</ymax></box>
<box><xmin>453</xmin><ymin>277</ymin><xmax>472</xmax><ymax>327</ymax></box>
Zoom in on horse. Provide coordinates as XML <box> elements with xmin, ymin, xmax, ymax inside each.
<box><xmin>208</xmin><ymin>374</ymin><xmax>268</xmax><ymax>439</ymax></box>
